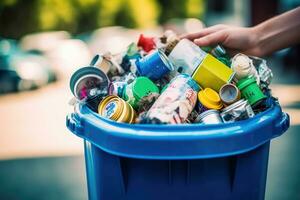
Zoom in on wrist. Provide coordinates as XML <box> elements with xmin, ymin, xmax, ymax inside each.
<box><xmin>249</xmin><ymin>26</ymin><xmax>265</xmax><ymax>56</ymax></box>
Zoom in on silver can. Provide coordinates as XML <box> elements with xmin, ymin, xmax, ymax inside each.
<box><xmin>250</xmin><ymin>56</ymin><xmax>273</xmax><ymax>87</ymax></box>
<box><xmin>219</xmin><ymin>83</ymin><xmax>241</xmax><ymax>106</ymax></box>
<box><xmin>195</xmin><ymin>110</ymin><xmax>223</xmax><ymax>124</ymax></box>
<box><xmin>221</xmin><ymin>99</ymin><xmax>255</xmax><ymax>123</ymax></box>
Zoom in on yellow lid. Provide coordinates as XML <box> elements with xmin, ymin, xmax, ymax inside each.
<box><xmin>198</xmin><ymin>88</ymin><xmax>223</xmax><ymax>110</ymax></box>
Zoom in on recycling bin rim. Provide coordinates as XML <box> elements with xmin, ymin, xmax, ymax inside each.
<box><xmin>66</xmin><ymin>100</ymin><xmax>290</xmax><ymax>160</ymax></box>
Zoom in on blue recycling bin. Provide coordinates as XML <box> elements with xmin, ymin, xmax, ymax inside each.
<box><xmin>66</xmin><ymin>100</ymin><xmax>289</xmax><ymax>200</ymax></box>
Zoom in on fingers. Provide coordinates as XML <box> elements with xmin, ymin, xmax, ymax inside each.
<box><xmin>224</xmin><ymin>48</ymin><xmax>240</xmax><ymax>57</ymax></box>
<box><xmin>180</xmin><ymin>24</ymin><xmax>227</xmax><ymax>40</ymax></box>
<box><xmin>193</xmin><ymin>30</ymin><xmax>228</xmax><ymax>46</ymax></box>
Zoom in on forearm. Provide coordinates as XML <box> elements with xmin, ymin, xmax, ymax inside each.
<box><xmin>254</xmin><ymin>7</ymin><xmax>300</xmax><ymax>56</ymax></box>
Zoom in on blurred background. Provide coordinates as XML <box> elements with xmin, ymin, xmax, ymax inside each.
<box><xmin>0</xmin><ymin>0</ymin><xmax>300</xmax><ymax>199</ymax></box>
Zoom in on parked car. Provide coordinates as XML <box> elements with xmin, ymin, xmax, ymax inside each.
<box><xmin>0</xmin><ymin>38</ymin><xmax>56</xmax><ymax>94</ymax></box>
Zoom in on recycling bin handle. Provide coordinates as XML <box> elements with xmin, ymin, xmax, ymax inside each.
<box><xmin>66</xmin><ymin>112</ymin><xmax>84</xmax><ymax>136</ymax></box>
<box><xmin>273</xmin><ymin>112</ymin><xmax>290</xmax><ymax>137</ymax></box>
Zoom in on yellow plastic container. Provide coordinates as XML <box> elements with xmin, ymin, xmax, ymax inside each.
<box><xmin>198</xmin><ymin>88</ymin><xmax>223</xmax><ymax>110</ymax></box>
<box><xmin>192</xmin><ymin>54</ymin><xmax>235</xmax><ymax>92</ymax></box>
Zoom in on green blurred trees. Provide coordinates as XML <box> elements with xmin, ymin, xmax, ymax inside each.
<box><xmin>0</xmin><ymin>0</ymin><xmax>204</xmax><ymax>38</ymax></box>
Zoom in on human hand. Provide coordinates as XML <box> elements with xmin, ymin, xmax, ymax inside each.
<box><xmin>181</xmin><ymin>24</ymin><xmax>263</xmax><ymax>57</ymax></box>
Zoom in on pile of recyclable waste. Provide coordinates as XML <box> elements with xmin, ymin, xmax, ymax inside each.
<box><xmin>69</xmin><ymin>30</ymin><xmax>274</xmax><ymax>125</ymax></box>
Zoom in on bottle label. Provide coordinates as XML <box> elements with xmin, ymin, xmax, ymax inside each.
<box><xmin>103</xmin><ymin>101</ymin><xmax>118</xmax><ymax>118</ymax></box>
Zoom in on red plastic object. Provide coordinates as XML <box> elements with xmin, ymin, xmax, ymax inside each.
<box><xmin>137</xmin><ymin>34</ymin><xmax>156</xmax><ymax>52</ymax></box>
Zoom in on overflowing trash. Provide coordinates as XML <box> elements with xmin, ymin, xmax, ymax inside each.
<box><xmin>69</xmin><ymin>30</ymin><xmax>274</xmax><ymax>125</ymax></box>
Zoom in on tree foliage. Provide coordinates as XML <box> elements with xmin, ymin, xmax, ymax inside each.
<box><xmin>0</xmin><ymin>0</ymin><xmax>204</xmax><ymax>38</ymax></box>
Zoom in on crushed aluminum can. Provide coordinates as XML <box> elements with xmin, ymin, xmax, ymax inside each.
<box><xmin>195</xmin><ymin>109</ymin><xmax>223</xmax><ymax>124</ymax></box>
<box><xmin>250</xmin><ymin>56</ymin><xmax>273</xmax><ymax>87</ymax></box>
<box><xmin>220</xmin><ymin>99</ymin><xmax>255</xmax><ymax>123</ymax></box>
<box><xmin>146</xmin><ymin>74</ymin><xmax>200</xmax><ymax>124</ymax></box>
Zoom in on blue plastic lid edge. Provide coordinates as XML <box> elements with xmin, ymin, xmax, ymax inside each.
<box><xmin>66</xmin><ymin>101</ymin><xmax>290</xmax><ymax>160</ymax></box>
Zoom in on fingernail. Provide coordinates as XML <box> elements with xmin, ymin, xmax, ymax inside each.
<box><xmin>193</xmin><ymin>39</ymin><xmax>201</xmax><ymax>44</ymax></box>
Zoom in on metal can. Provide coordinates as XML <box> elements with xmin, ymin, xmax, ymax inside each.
<box><xmin>123</xmin><ymin>76</ymin><xmax>159</xmax><ymax>109</ymax></box>
<box><xmin>236</xmin><ymin>77</ymin><xmax>266</xmax><ymax>107</ymax></box>
<box><xmin>250</xmin><ymin>56</ymin><xmax>273</xmax><ymax>87</ymax></box>
<box><xmin>98</xmin><ymin>95</ymin><xmax>136</xmax><ymax>123</ymax></box>
<box><xmin>146</xmin><ymin>74</ymin><xmax>200</xmax><ymax>124</ymax></box>
<box><xmin>197</xmin><ymin>88</ymin><xmax>223</xmax><ymax>113</ymax></box>
<box><xmin>136</xmin><ymin>49</ymin><xmax>174</xmax><ymax>80</ymax></box>
<box><xmin>195</xmin><ymin>110</ymin><xmax>223</xmax><ymax>124</ymax></box>
<box><xmin>220</xmin><ymin>99</ymin><xmax>255</xmax><ymax>123</ymax></box>
<box><xmin>70</xmin><ymin>67</ymin><xmax>109</xmax><ymax>111</ymax></box>
<box><xmin>219</xmin><ymin>83</ymin><xmax>241</xmax><ymax>106</ymax></box>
